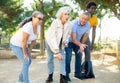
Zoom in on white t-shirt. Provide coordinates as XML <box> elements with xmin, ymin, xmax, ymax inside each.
<box><xmin>10</xmin><ymin>21</ymin><xmax>40</xmax><ymax>47</ymax></box>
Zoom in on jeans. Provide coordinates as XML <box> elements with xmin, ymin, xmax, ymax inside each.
<box><xmin>65</xmin><ymin>42</ymin><xmax>82</xmax><ymax>76</ymax></box>
<box><xmin>84</xmin><ymin>37</ymin><xmax>91</xmax><ymax>61</ymax></box>
<box><xmin>46</xmin><ymin>42</ymin><xmax>66</xmax><ymax>75</ymax></box>
<box><xmin>10</xmin><ymin>44</ymin><xmax>32</xmax><ymax>83</ymax></box>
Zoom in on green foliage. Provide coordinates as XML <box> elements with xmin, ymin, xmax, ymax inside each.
<box><xmin>31</xmin><ymin>1</ymin><xmax>73</xmax><ymax>30</ymax></box>
<box><xmin>29</xmin><ymin>0</ymin><xmax>78</xmax><ymax>54</ymax></box>
<box><xmin>0</xmin><ymin>0</ymin><xmax>23</xmax><ymax>21</ymax></box>
<box><xmin>74</xmin><ymin>0</ymin><xmax>120</xmax><ymax>19</ymax></box>
<box><xmin>70</xmin><ymin>10</ymin><xmax>78</xmax><ymax>20</ymax></box>
<box><xmin>0</xmin><ymin>43</ymin><xmax>10</xmax><ymax>49</ymax></box>
<box><xmin>94</xmin><ymin>42</ymin><xmax>103</xmax><ymax>51</ymax></box>
<box><xmin>0</xmin><ymin>0</ymin><xmax>24</xmax><ymax>36</ymax></box>
<box><xmin>17</xmin><ymin>10</ymin><xmax>33</xmax><ymax>24</ymax></box>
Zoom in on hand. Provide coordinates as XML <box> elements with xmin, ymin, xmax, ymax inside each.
<box><xmin>62</xmin><ymin>40</ymin><xmax>68</xmax><ymax>47</ymax></box>
<box><xmin>78</xmin><ymin>44</ymin><xmax>87</xmax><ymax>53</ymax></box>
<box><xmin>24</xmin><ymin>55</ymin><xmax>29</xmax><ymax>61</ymax></box>
<box><xmin>57</xmin><ymin>53</ymin><xmax>63</xmax><ymax>61</ymax></box>
<box><xmin>27</xmin><ymin>50</ymin><xmax>31</xmax><ymax>56</ymax></box>
<box><xmin>82</xmin><ymin>43</ymin><xmax>88</xmax><ymax>48</ymax></box>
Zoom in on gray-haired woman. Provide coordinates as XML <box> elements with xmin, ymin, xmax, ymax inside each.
<box><xmin>10</xmin><ymin>11</ymin><xmax>43</xmax><ymax>83</ymax></box>
<box><xmin>45</xmin><ymin>6</ymin><xmax>71</xmax><ymax>83</ymax></box>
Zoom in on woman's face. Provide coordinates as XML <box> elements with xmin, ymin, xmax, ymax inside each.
<box><xmin>61</xmin><ymin>12</ymin><xmax>70</xmax><ymax>24</ymax></box>
<box><xmin>80</xmin><ymin>14</ymin><xmax>89</xmax><ymax>26</ymax></box>
<box><xmin>33</xmin><ymin>14</ymin><xmax>43</xmax><ymax>25</ymax></box>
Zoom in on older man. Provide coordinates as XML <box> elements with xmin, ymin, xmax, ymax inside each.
<box><xmin>65</xmin><ymin>12</ymin><xmax>90</xmax><ymax>81</ymax></box>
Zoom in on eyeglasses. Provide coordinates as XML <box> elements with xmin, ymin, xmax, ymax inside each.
<box><xmin>37</xmin><ymin>17</ymin><xmax>43</xmax><ymax>21</ymax></box>
<box><xmin>35</xmin><ymin>16</ymin><xmax>43</xmax><ymax>21</ymax></box>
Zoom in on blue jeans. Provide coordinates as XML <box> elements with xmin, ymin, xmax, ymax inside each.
<box><xmin>46</xmin><ymin>42</ymin><xmax>66</xmax><ymax>75</ymax></box>
<box><xmin>65</xmin><ymin>42</ymin><xmax>82</xmax><ymax>76</ymax></box>
<box><xmin>10</xmin><ymin>44</ymin><xmax>32</xmax><ymax>83</ymax></box>
<box><xmin>84</xmin><ymin>37</ymin><xmax>91</xmax><ymax>61</ymax></box>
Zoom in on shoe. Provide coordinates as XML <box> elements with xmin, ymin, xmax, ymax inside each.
<box><xmin>74</xmin><ymin>75</ymin><xmax>83</xmax><ymax>80</ymax></box>
<box><xmin>66</xmin><ymin>76</ymin><xmax>71</xmax><ymax>81</ymax></box>
<box><xmin>60</xmin><ymin>74</ymin><xmax>68</xmax><ymax>83</ymax></box>
<box><xmin>46</xmin><ymin>73</ymin><xmax>53</xmax><ymax>83</ymax></box>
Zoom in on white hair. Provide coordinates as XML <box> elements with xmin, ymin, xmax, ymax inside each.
<box><xmin>56</xmin><ymin>6</ymin><xmax>71</xmax><ymax>19</ymax></box>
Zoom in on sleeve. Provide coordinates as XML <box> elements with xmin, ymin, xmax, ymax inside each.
<box><xmin>46</xmin><ymin>20</ymin><xmax>59</xmax><ymax>53</ymax></box>
<box><xmin>22</xmin><ymin>23</ymin><xmax>31</xmax><ymax>35</ymax></box>
<box><xmin>71</xmin><ymin>20</ymin><xmax>77</xmax><ymax>33</ymax></box>
<box><xmin>62</xmin><ymin>22</ymin><xmax>72</xmax><ymax>43</ymax></box>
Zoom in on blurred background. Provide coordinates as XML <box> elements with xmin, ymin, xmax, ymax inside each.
<box><xmin>0</xmin><ymin>0</ymin><xmax>120</xmax><ymax>60</ymax></box>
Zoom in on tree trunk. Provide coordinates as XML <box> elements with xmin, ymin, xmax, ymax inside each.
<box><xmin>40</xmin><ymin>22</ymin><xmax>45</xmax><ymax>56</ymax></box>
<box><xmin>39</xmin><ymin>0</ymin><xmax>45</xmax><ymax>56</ymax></box>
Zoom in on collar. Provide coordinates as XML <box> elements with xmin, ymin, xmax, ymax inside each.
<box><xmin>57</xmin><ymin>19</ymin><xmax>68</xmax><ymax>28</ymax></box>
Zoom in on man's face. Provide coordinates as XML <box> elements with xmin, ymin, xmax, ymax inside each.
<box><xmin>87</xmin><ymin>6</ymin><xmax>96</xmax><ymax>15</ymax></box>
<box><xmin>80</xmin><ymin>14</ymin><xmax>89</xmax><ymax>26</ymax></box>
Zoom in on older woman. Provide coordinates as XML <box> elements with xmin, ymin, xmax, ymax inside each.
<box><xmin>10</xmin><ymin>11</ymin><xmax>43</xmax><ymax>83</ymax></box>
<box><xmin>45</xmin><ymin>6</ymin><xmax>71</xmax><ymax>83</ymax></box>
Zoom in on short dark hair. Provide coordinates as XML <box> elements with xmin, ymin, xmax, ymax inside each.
<box><xmin>86</xmin><ymin>1</ymin><xmax>97</xmax><ymax>9</ymax></box>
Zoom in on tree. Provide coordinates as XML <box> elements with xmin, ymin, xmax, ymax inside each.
<box><xmin>31</xmin><ymin>0</ymin><xmax>71</xmax><ymax>55</ymax></box>
<box><xmin>0</xmin><ymin>0</ymin><xmax>23</xmax><ymax>45</ymax></box>
<box><xmin>0</xmin><ymin>0</ymin><xmax>24</xmax><ymax>35</ymax></box>
<box><xmin>74</xmin><ymin>0</ymin><xmax>120</xmax><ymax>50</ymax></box>
<box><xmin>74</xmin><ymin>0</ymin><xmax>120</xmax><ymax>19</ymax></box>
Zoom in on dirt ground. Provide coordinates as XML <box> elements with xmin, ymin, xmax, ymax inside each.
<box><xmin>0</xmin><ymin>52</ymin><xmax>120</xmax><ymax>83</ymax></box>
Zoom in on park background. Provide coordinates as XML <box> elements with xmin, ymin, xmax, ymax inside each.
<box><xmin>0</xmin><ymin>0</ymin><xmax>120</xmax><ymax>58</ymax></box>
<box><xmin>0</xmin><ymin>0</ymin><xmax>120</xmax><ymax>83</ymax></box>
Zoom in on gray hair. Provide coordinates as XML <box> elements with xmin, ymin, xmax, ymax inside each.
<box><xmin>18</xmin><ymin>11</ymin><xmax>43</xmax><ymax>28</ymax></box>
<box><xmin>56</xmin><ymin>6</ymin><xmax>71</xmax><ymax>19</ymax></box>
<box><xmin>32</xmin><ymin>11</ymin><xmax>43</xmax><ymax>17</ymax></box>
<box><xmin>82</xmin><ymin>12</ymin><xmax>91</xmax><ymax>19</ymax></box>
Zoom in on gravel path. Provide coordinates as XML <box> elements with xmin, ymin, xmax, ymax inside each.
<box><xmin>0</xmin><ymin>53</ymin><xmax>120</xmax><ymax>83</ymax></box>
